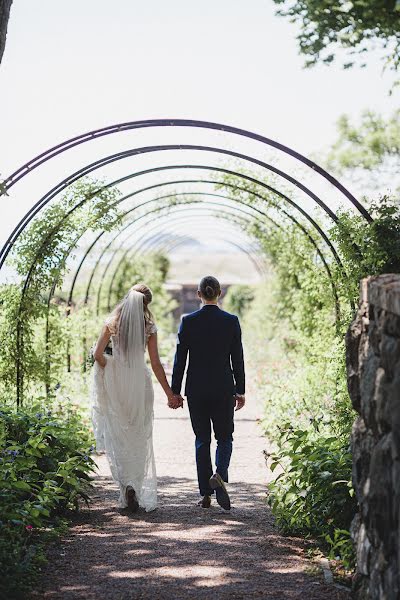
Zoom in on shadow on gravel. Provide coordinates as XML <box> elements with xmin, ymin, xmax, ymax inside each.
<box><xmin>33</xmin><ymin>475</ymin><xmax>349</xmax><ymax>600</ymax></box>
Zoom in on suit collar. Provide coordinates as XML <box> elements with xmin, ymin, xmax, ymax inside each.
<box><xmin>201</xmin><ymin>304</ymin><xmax>220</xmax><ymax>309</ymax></box>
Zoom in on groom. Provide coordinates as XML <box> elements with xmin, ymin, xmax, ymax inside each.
<box><xmin>170</xmin><ymin>275</ymin><xmax>245</xmax><ymax>510</ymax></box>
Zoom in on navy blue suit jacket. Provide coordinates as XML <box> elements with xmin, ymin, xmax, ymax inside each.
<box><xmin>171</xmin><ymin>304</ymin><xmax>245</xmax><ymax>399</ymax></box>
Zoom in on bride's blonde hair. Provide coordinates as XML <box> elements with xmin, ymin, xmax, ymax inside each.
<box><xmin>107</xmin><ymin>283</ymin><xmax>154</xmax><ymax>333</ymax></box>
<box><xmin>130</xmin><ymin>283</ymin><xmax>154</xmax><ymax>327</ymax></box>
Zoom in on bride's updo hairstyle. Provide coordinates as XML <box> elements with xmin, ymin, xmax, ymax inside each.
<box><xmin>199</xmin><ymin>275</ymin><xmax>221</xmax><ymax>301</ymax></box>
<box><xmin>130</xmin><ymin>283</ymin><xmax>154</xmax><ymax>326</ymax></box>
<box><xmin>107</xmin><ymin>283</ymin><xmax>154</xmax><ymax>334</ymax></box>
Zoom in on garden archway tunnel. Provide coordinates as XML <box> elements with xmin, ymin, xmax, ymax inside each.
<box><xmin>0</xmin><ymin>119</ymin><xmax>373</xmax><ymax>404</ymax></box>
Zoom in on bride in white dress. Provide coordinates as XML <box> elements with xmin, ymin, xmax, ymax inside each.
<box><xmin>91</xmin><ymin>283</ymin><xmax>179</xmax><ymax>512</ymax></box>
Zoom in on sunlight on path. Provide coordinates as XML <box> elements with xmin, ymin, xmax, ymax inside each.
<box><xmin>32</xmin><ymin>388</ymin><xmax>348</xmax><ymax>600</ymax></box>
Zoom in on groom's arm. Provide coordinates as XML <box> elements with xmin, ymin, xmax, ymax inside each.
<box><xmin>171</xmin><ymin>317</ymin><xmax>189</xmax><ymax>395</ymax></box>
<box><xmin>230</xmin><ymin>317</ymin><xmax>245</xmax><ymax>396</ymax></box>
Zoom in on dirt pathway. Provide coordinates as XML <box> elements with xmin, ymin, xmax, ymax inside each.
<box><xmin>33</xmin><ymin>387</ymin><xmax>348</xmax><ymax>599</ymax></box>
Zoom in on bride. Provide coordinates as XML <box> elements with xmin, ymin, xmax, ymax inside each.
<box><xmin>91</xmin><ymin>283</ymin><xmax>179</xmax><ymax>512</ymax></box>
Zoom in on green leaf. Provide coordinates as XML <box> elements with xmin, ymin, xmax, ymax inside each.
<box><xmin>13</xmin><ymin>481</ymin><xmax>32</xmax><ymax>491</ymax></box>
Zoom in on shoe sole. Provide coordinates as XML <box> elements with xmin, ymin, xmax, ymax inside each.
<box><xmin>126</xmin><ymin>487</ymin><xmax>139</xmax><ymax>512</ymax></box>
<box><xmin>209</xmin><ymin>476</ymin><xmax>231</xmax><ymax>510</ymax></box>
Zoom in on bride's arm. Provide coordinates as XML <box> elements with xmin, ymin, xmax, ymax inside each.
<box><xmin>93</xmin><ymin>326</ymin><xmax>111</xmax><ymax>368</ymax></box>
<box><xmin>147</xmin><ymin>333</ymin><xmax>175</xmax><ymax>401</ymax></box>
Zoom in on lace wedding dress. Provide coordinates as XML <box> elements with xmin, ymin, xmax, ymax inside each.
<box><xmin>91</xmin><ymin>291</ymin><xmax>158</xmax><ymax>512</ymax></box>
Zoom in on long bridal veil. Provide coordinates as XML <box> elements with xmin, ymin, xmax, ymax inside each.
<box><xmin>91</xmin><ymin>290</ymin><xmax>157</xmax><ymax>511</ymax></box>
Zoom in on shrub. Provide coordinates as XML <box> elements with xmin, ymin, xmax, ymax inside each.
<box><xmin>0</xmin><ymin>400</ymin><xmax>95</xmax><ymax>598</ymax></box>
<box><xmin>223</xmin><ymin>284</ymin><xmax>255</xmax><ymax>317</ymax></box>
<box><xmin>267</xmin><ymin>423</ymin><xmax>357</xmax><ymax>568</ymax></box>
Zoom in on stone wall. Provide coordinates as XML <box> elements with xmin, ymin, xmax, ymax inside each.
<box><xmin>346</xmin><ymin>274</ymin><xmax>400</xmax><ymax>599</ymax></box>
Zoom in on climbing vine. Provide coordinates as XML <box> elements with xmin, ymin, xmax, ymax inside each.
<box><xmin>0</xmin><ymin>179</ymin><xmax>122</xmax><ymax>403</ymax></box>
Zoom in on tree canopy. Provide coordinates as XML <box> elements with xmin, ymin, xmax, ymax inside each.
<box><xmin>0</xmin><ymin>0</ymin><xmax>13</xmax><ymax>65</ymax></box>
<box><xmin>272</xmin><ymin>0</ymin><xmax>400</xmax><ymax>73</ymax></box>
<box><xmin>325</xmin><ymin>109</ymin><xmax>400</xmax><ymax>190</ymax></box>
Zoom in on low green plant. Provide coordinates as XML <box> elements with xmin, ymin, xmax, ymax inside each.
<box><xmin>267</xmin><ymin>423</ymin><xmax>356</xmax><ymax>567</ymax></box>
<box><xmin>0</xmin><ymin>400</ymin><xmax>95</xmax><ymax>598</ymax></box>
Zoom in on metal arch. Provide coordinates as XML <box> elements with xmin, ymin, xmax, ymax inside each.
<box><xmin>0</xmin><ymin>142</ymin><xmax>362</xmax><ymax>271</ymax></box>
<box><xmin>100</xmin><ymin>204</ymin><xmax>271</xmax><ymax>314</ymax></box>
<box><xmin>15</xmin><ymin>161</ymin><xmax>344</xmax><ymax>403</ymax></box>
<box><xmin>69</xmin><ymin>180</ymin><xmax>344</xmax><ymax>324</ymax></box>
<box><xmin>137</xmin><ymin>234</ymin><xmax>267</xmax><ymax>278</ymax></box>
<box><xmin>78</xmin><ymin>213</ymin><xmax>267</xmax><ymax>372</ymax></box>
<box><xmin>66</xmin><ymin>171</ymin><xmax>346</xmax><ymax>316</ymax></box>
<box><xmin>14</xmin><ymin>165</ymin><xmax>347</xmax><ymax>404</ymax></box>
<box><xmin>124</xmin><ymin>229</ymin><xmax>267</xmax><ymax>279</ymax></box>
<box><xmin>103</xmin><ymin>194</ymin><xmax>336</xmax><ymax>314</ymax></box>
<box><xmin>133</xmin><ymin>227</ymin><xmax>267</xmax><ymax>276</ymax></box>
<box><xmin>86</xmin><ymin>193</ymin><xmax>338</xmax><ymax>318</ymax></box>
<box><xmin>2</xmin><ymin>160</ymin><xmax>346</xmax><ymax>311</ymax></box>
<box><xmin>7</xmin><ymin>160</ymin><xmax>344</xmax><ymax>324</ymax></box>
<box><xmin>104</xmin><ymin>209</ymin><xmax>269</xmax><ymax>312</ymax></box>
<box><xmin>1</xmin><ymin>118</ymin><xmax>371</xmax><ymax>221</ymax></box>
<box><xmin>59</xmin><ymin>197</ymin><xmax>271</xmax><ymax>369</ymax></box>
<box><xmin>66</xmin><ymin>183</ymin><xmax>278</xmax><ymax>311</ymax></box>
<box><xmin>5</xmin><ymin>118</ymin><xmax>370</xmax><ymax>404</ymax></box>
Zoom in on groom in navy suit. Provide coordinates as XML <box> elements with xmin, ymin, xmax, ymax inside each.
<box><xmin>171</xmin><ymin>275</ymin><xmax>246</xmax><ymax>510</ymax></box>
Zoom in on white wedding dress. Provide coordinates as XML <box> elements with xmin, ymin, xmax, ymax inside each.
<box><xmin>91</xmin><ymin>291</ymin><xmax>158</xmax><ymax>512</ymax></box>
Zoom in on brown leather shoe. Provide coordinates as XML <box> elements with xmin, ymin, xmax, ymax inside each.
<box><xmin>126</xmin><ymin>485</ymin><xmax>139</xmax><ymax>512</ymax></box>
<box><xmin>198</xmin><ymin>495</ymin><xmax>212</xmax><ymax>508</ymax></box>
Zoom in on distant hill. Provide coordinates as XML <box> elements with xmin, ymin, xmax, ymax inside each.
<box><xmin>167</xmin><ymin>250</ymin><xmax>266</xmax><ymax>285</ymax></box>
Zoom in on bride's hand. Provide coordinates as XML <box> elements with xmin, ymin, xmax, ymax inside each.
<box><xmin>167</xmin><ymin>394</ymin><xmax>183</xmax><ymax>409</ymax></box>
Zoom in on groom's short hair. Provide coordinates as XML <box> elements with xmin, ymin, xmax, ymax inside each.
<box><xmin>199</xmin><ymin>276</ymin><xmax>221</xmax><ymax>300</ymax></box>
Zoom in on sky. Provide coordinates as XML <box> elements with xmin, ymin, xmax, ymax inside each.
<box><xmin>1</xmin><ymin>0</ymin><xmax>396</xmax><ymax>168</ymax></box>
<box><xmin>0</xmin><ymin>0</ymin><xmax>397</xmax><ymax>281</ymax></box>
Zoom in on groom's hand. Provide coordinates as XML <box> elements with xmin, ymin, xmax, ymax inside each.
<box><xmin>234</xmin><ymin>394</ymin><xmax>245</xmax><ymax>411</ymax></box>
<box><xmin>168</xmin><ymin>394</ymin><xmax>184</xmax><ymax>409</ymax></box>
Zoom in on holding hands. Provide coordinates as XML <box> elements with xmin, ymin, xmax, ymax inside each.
<box><xmin>167</xmin><ymin>393</ymin><xmax>184</xmax><ymax>409</ymax></box>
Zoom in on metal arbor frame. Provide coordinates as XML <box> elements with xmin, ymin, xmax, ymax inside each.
<box><xmin>0</xmin><ymin>119</ymin><xmax>372</xmax><ymax>404</ymax></box>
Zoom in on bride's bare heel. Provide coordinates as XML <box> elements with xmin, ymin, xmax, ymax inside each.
<box><xmin>126</xmin><ymin>485</ymin><xmax>139</xmax><ymax>512</ymax></box>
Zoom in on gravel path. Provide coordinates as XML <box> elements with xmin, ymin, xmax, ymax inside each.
<box><xmin>33</xmin><ymin>386</ymin><xmax>349</xmax><ymax>599</ymax></box>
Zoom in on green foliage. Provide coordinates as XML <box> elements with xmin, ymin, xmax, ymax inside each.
<box><xmin>0</xmin><ymin>400</ymin><xmax>95</xmax><ymax>598</ymax></box>
<box><xmin>254</xmin><ymin>223</ymin><xmax>338</xmax><ymax>333</ymax></box>
<box><xmin>327</xmin><ymin>110</ymin><xmax>400</xmax><ymax>172</ymax></box>
<box><xmin>267</xmin><ymin>423</ymin><xmax>356</xmax><ymax>567</ymax></box>
<box><xmin>331</xmin><ymin>195</ymin><xmax>400</xmax><ymax>303</ymax></box>
<box><xmin>325</xmin><ymin>110</ymin><xmax>400</xmax><ymax>190</ymax></box>
<box><xmin>223</xmin><ymin>284</ymin><xmax>255</xmax><ymax>317</ymax></box>
<box><xmin>272</xmin><ymin>0</ymin><xmax>400</xmax><ymax>75</ymax></box>
<box><xmin>212</xmin><ymin>171</ymin><xmax>371</xmax><ymax>567</ymax></box>
<box><xmin>0</xmin><ymin>179</ymin><xmax>122</xmax><ymax>403</ymax></box>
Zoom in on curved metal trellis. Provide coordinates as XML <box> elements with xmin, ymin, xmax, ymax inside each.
<box><xmin>46</xmin><ymin>183</ymin><xmax>344</xmax><ymax>380</ymax></box>
<box><xmin>0</xmin><ymin>139</ymin><xmax>372</xmax><ymax>272</ymax></box>
<box><xmin>71</xmin><ymin>210</ymin><xmax>268</xmax><ymax>373</ymax></box>
<box><xmin>65</xmin><ymin>169</ymin><xmax>347</xmax><ymax>317</ymax></box>
<box><xmin>104</xmin><ymin>208</ymin><xmax>270</xmax><ymax>312</ymax></box>
<box><xmin>0</xmin><ymin>119</ymin><xmax>373</xmax><ymax>404</ymax></box>
<box><xmin>1</xmin><ymin>118</ymin><xmax>370</xmax><ymax>220</ymax></box>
